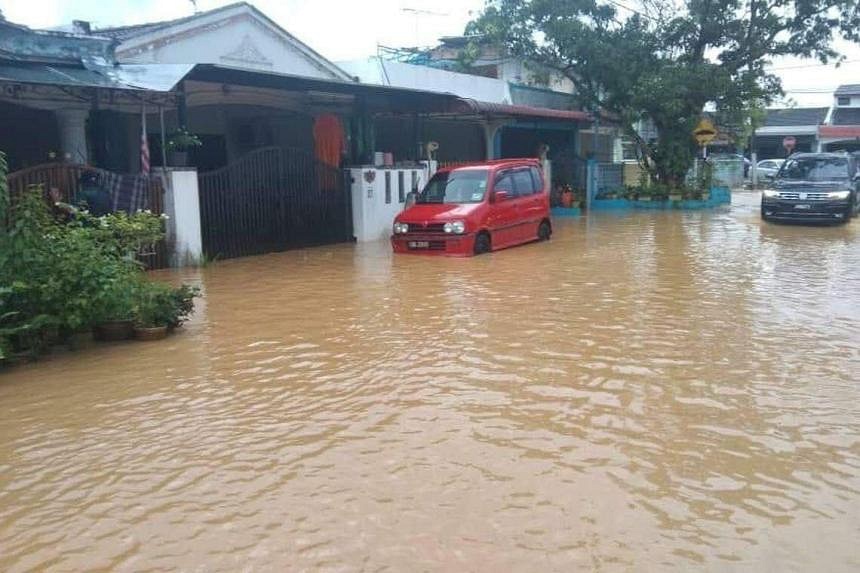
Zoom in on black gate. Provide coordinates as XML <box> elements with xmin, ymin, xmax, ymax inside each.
<box><xmin>198</xmin><ymin>147</ymin><xmax>352</xmax><ymax>259</ymax></box>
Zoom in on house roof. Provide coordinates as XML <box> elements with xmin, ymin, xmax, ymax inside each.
<box><xmin>94</xmin><ymin>2</ymin><xmax>352</xmax><ymax>81</ymax></box>
<box><xmin>763</xmin><ymin>107</ymin><xmax>829</xmax><ymax>127</ymax></box>
<box><xmin>0</xmin><ymin>20</ymin><xmax>114</xmax><ymax>65</ymax></box>
<box><xmin>831</xmin><ymin>107</ymin><xmax>860</xmax><ymax>126</ymax></box>
<box><xmin>454</xmin><ymin>99</ymin><xmax>590</xmax><ymax>121</ymax></box>
<box><xmin>94</xmin><ymin>2</ymin><xmax>246</xmax><ymax>41</ymax></box>
<box><xmin>834</xmin><ymin>84</ymin><xmax>860</xmax><ymax>96</ymax></box>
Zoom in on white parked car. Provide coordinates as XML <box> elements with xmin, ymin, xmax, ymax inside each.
<box><xmin>756</xmin><ymin>159</ymin><xmax>784</xmax><ymax>180</ymax></box>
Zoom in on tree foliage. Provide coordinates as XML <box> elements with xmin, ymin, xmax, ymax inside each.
<box><xmin>468</xmin><ymin>0</ymin><xmax>860</xmax><ymax>185</ymax></box>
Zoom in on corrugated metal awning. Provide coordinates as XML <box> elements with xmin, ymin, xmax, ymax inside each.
<box><xmin>0</xmin><ymin>62</ymin><xmax>193</xmax><ymax>92</ymax></box>
<box><xmin>454</xmin><ymin>99</ymin><xmax>592</xmax><ymax>122</ymax></box>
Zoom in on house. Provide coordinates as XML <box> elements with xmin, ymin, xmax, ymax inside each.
<box><xmin>818</xmin><ymin>84</ymin><xmax>860</xmax><ymax>152</ymax></box>
<box><xmin>340</xmin><ymin>54</ymin><xmax>605</xmax><ymax>194</ymax></box>
<box><xmin>0</xmin><ymin>3</ymin><xmax>609</xmax><ymax>259</ymax></box>
<box><xmin>96</xmin><ymin>2</ymin><xmax>351</xmax><ymax>81</ymax></box>
<box><xmin>752</xmin><ymin>107</ymin><xmax>829</xmax><ymax>159</ymax></box>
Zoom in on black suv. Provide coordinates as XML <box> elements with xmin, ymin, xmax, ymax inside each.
<box><xmin>761</xmin><ymin>152</ymin><xmax>860</xmax><ymax>224</ymax></box>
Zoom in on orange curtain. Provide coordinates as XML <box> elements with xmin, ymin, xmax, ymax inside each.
<box><xmin>313</xmin><ymin>114</ymin><xmax>344</xmax><ymax>169</ymax></box>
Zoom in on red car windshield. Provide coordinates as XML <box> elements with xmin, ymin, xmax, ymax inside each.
<box><xmin>417</xmin><ymin>169</ymin><xmax>489</xmax><ymax>204</ymax></box>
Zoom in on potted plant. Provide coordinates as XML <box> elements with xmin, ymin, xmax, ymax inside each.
<box><xmin>133</xmin><ymin>282</ymin><xmax>200</xmax><ymax>340</ymax></box>
<box><xmin>93</xmin><ymin>279</ymin><xmax>137</xmax><ymax>341</ymax></box>
<box><xmin>165</xmin><ymin>127</ymin><xmax>202</xmax><ymax>167</ymax></box>
<box><xmin>560</xmin><ymin>185</ymin><xmax>574</xmax><ymax>208</ymax></box>
<box><xmin>133</xmin><ymin>282</ymin><xmax>175</xmax><ymax>340</ymax></box>
<box><xmin>167</xmin><ymin>284</ymin><xmax>200</xmax><ymax>330</ymax></box>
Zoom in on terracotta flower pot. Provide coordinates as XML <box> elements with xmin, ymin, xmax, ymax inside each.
<box><xmin>94</xmin><ymin>320</ymin><xmax>134</xmax><ymax>342</ymax></box>
<box><xmin>134</xmin><ymin>325</ymin><xmax>169</xmax><ymax>341</ymax></box>
<box><xmin>561</xmin><ymin>191</ymin><xmax>574</xmax><ymax>208</ymax></box>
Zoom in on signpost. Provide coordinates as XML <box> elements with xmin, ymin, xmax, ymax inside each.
<box><xmin>693</xmin><ymin>118</ymin><xmax>717</xmax><ymax>156</ymax></box>
<box><xmin>783</xmin><ymin>135</ymin><xmax>796</xmax><ymax>155</ymax></box>
<box><xmin>692</xmin><ymin>118</ymin><xmax>717</xmax><ymax>181</ymax></box>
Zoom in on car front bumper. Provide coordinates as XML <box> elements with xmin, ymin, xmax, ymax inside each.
<box><xmin>391</xmin><ymin>233</ymin><xmax>476</xmax><ymax>256</ymax></box>
<box><xmin>761</xmin><ymin>199</ymin><xmax>851</xmax><ymax>222</ymax></box>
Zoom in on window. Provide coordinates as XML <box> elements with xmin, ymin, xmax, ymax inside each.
<box><xmin>838</xmin><ymin>96</ymin><xmax>851</xmax><ymax>106</ymax></box>
<box><xmin>397</xmin><ymin>170</ymin><xmax>405</xmax><ymax>203</ymax></box>
<box><xmin>494</xmin><ymin>172</ymin><xmax>515</xmax><ymax>196</ymax></box>
<box><xmin>385</xmin><ymin>171</ymin><xmax>392</xmax><ymax>204</ymax></box>
<box><xmin>417</xmin><ymin>169</ymin><xmax>489</xmax><ymax>204</ymax></box>
<box><xmin>511</xmin><ymin>169</ymin><xmax>535</xmax><ymax>196</ymax></box>
<box><xmin>779</xmin><ymin>157</ymin><xmax>850</xmax><ymax>181</ymax></box>
<box><xmin>529</xmin><ymin>166</ymin><xmax>545</xmax><ymax>193</ymax></box>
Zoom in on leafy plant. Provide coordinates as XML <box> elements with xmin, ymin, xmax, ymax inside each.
<box><xmin>0</xmin><ymin>177</ymin><xmax>195</xmax><ymax>364</ymax></box>
<box><xmin>165</xmin><ymin>128</ymin><xmax>202</xmax><ymax>152</ymax></box>
<box><xmin>468</xmin><ymin>0</ymin><xmax>860</xmax><ymax>186</ymax></box>
<box><xmin>134</xmin><ymin>282</ymin><xmax>199</xmax><ymax>328</ymax></box>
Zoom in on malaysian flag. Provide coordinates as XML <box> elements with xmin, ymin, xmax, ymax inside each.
<box><xmin>140</xmin><ymin>106</ymin><xmax>150</xmax><ymax>176</ymax></box>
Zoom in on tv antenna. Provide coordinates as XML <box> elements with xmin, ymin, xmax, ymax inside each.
<box><xmin>401</xmin><ymin>7</ymin><xmax>448</xmax><ymax>48</ymax></box>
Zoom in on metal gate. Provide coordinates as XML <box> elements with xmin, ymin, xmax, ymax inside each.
<box><xmin>197</xmin><ymin>146</ymin><xmax>351</xmax><ymax>260</ymax></box>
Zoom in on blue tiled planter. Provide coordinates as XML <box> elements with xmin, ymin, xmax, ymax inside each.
<box><xmin>551</xmin><ymin>207</ymin><xmax>582</xmax><ymax>217</ymax></box>
<box><xmin>591</xmin><ymin>187</ymin><xmax>731</xmax><ymax>211</ymax></box>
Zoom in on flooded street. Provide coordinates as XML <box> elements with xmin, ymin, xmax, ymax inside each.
<box><xmin>2</xmin><ymin>191</ymin><xmax>859</xmax><ymax>571</ymax></box>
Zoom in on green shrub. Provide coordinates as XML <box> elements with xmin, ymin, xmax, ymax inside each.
<box><xmin>0</xmin><ymin>174</ymin><xmax>195</xmax><ymax>363</ymax></box>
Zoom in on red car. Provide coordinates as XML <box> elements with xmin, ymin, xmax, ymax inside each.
<box><xmin>391</xmin><ymin>159</ymin><xmax>552</xmax><ymax>256</ymax></box>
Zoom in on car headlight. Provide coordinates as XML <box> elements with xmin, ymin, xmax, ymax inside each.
<box><xmin>762</xmin><ymin>189</ymin><xmax>779</xmax><ymax>198</ymax></box>
<box><xmin>393</xmin><ymin>222</ymin><xmax>409</xmax><ymax>234</ymax></box>
<box><xmin>828</xmin><ymin>190</ymin><xmax>850</xmax><ymax>200</ymax></box>
<box><xmin>443</xmin><ymin>221</ymin><xmax>466</xmax><ymax>234</ymax></box>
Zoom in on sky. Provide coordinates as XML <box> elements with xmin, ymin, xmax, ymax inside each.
<box><xmin>2</xmin><ymin>0</ymin><xmax>858</xmax><ymax>108</ymax></box>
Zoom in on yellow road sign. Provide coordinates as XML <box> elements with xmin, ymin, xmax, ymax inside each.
<box><xmin>693</xmin><ymin>118</ymin><xmax>717</xmax><ymax>146</ymax></box>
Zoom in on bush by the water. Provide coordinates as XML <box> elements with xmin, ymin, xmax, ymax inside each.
<box><xmin>0</xmin><ymin>152</ymin><xmax>199</xmax><ymax>363</ymax></box>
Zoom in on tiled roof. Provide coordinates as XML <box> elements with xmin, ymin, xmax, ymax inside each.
<box><xmin>763</xmin><ymin>107</ymin><xmax>829</xmax><ymax>127</ymax></box>
<box><xmin>835</xmin><ymin>84</ymin><xmax>860</xmax><ymax>96</ymax></box>
<box><xmin>831</xmin><ymin>107</ymin><xmax>860</xmax><ymax>125</ymax></box>
<box><xmin>94</xmin><ymin>2</ymin><xmax>246</xmax><ymax>40</ymax></box>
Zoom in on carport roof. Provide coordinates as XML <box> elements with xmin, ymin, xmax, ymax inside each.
<box><xmin>453</xmin><ymin>99</ymin><xmax>592</xmax><ymax>122</ymax></box>
<box><xmin>763</xmin><ymin>107</ymin><xmax>829</xmax><ymax>127</ymax></box>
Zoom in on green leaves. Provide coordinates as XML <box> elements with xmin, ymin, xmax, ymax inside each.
<box><xmin>0</xmin><ymin>182</ymin><xmax>191</xmax><ymax>364</ymax></box>
<box><xmin>470</xmin><ymin>0</ymin><xmax>860</xmax><ymax>184</ymax></box>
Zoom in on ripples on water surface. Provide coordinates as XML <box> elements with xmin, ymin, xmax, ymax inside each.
<box><xmin>2</xmin><ymin>192</ymin><xmax>859</xmax><ymax>571</ymax></box>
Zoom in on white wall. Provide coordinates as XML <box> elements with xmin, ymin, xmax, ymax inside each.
<box><xmin>117</xmin><ymin>14</ymin><xmax>345</xmax><ymax>80</ymax></box>
<box><xmin>159</xmin><ymin>168</ymin><xmax>203</xmax><ymax>266</ymax></box>
<box><xmin>835</xmin><ymin>94</ymin><xmax>860</xmax><ymax>107</ymax></box>
<box><xmin>350</xmin><ymin>166</ymin><xmax>430</xmax><ymax>242</ymax></box>
<box><xmin>339</xmin><ymin>58</ymin><xmax>511</xmax><ymax>104</ymax></box>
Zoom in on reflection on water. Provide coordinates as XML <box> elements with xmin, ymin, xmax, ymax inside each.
<box><xmin>2</xmin><ymin>192</ymin><xmax>859</xmax><ymax>571</ymax></box>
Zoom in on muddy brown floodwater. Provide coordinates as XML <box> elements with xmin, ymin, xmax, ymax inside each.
<box><xmin>2</xmin><ymin>192</ymin><xmax>860</xmax><ymax>571</ymax></box>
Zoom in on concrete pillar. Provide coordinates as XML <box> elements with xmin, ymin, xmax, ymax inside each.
<box><xmin>55</xmin><ymin>108</ymin><xmax>89</xmax><ymax>164</ymax></box>
<box><xmin>159</xmin><ymin>168</ymin><xmax>203</xmax><ymax>267</ymax></box>
<box><xmin>482</xmin><ymin>120</ymin><xmax>507</xmax><ymax>160</ymax></box>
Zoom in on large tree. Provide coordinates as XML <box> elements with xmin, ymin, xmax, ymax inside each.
<box><xmin>467</xmin><ymin>0</ymin><xmax>860</xmax><ymax>186</ymax></box>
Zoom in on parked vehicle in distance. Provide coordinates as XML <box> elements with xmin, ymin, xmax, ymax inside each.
<box><xmin>391</xmin><ymin>159</ymin><xmax>551</xmax><ymax>256</ymax></box>
<box><xmin>755</xmin><ymin>158</ymin><xmax>784</xmax><ymax>180</ymax></box>
<box><xmin>710</xmin><ymin>153</ymin><xmax>751</xmax><ymax>177</ymax></box>
<box><xmin>761</xmin><ymin>152</ymin><xmax>860</xmax><ymax>224</ymax></box>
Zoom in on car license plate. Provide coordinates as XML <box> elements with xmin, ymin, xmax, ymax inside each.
<box><xmin>794</xmin><ymin>204</ymin><xmax>811</xmax><ymax>210</ymax></box>
<box><xmin>408</xmin><ymin>241</ymin><xmax>430</xmax><ymax>249</ymax></box>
